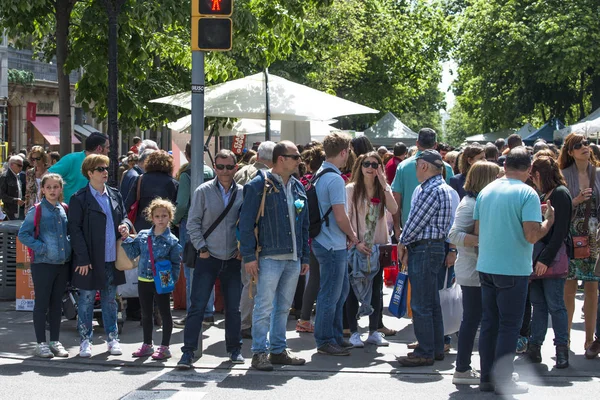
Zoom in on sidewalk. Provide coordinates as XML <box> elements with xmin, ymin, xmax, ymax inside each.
<box><xmin>0</xmin><ymin>288</ymin><xmax>598</xmax><ymax>381</ymax></box>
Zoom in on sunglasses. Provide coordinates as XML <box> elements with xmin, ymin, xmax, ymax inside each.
<box><xmin>215</xmin><ymin>164</ymin><xmax>236</xmax><ymax>171</ymax></box>
<box><xmin>31</xmin><ymin>157</ymin><xmax>42</xmax><ymax>161</ymax></box>
<box><xmin>282</xmin><ymin>154</ymin><xmax>301</xmax><ymax>160</ymax></box>
<box><xmin>361</xmin><ymin>161</ymin><xmax>380</xmax><ymax>169</ymax></box>
<box><xmin>14</xmin><ymin>163</ymin><xmax>23</xmax><ymax>168</ymax></box>
<box><xmin>573</xmin><ymin>140</ymin><xmax>590</xmax><ymax>150</ymax></box>
<box><xmin>94</xmin><ymin>166</ymin><xmax>109</xmax><ymax>173</ymax></box>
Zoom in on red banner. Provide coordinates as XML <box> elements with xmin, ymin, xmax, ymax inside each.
<box><xmin>231</xmin><ymin>134</ymin><xmax>246</xmax><ymax>155</ymax></box>
<box><xmin>26</xmin><ymin>102</ymin><xmax>37</xmax><ymax>122</ymax></box>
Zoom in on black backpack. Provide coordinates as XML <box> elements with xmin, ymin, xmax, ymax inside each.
<box><xmin>305</xmin><ymin>168</ymin><xmax>337</xmax><ymax>238</ymax></box>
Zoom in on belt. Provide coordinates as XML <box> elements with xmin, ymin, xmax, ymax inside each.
<box><xmin>407</xmin><ymin>238</ymin><xmax>445</xmax><ymax>249</ymax></box>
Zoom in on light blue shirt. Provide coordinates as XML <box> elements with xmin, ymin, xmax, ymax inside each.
<box><xmin>314</xmin><ymin>161</ymin><xmax>347</xmax><ymax>251</ymax></box>
<box><xmin>391</xmin><ymin>151</ymin><xmax>455</xmax><ymax>226</ymax></box>
<box><xmin>216</xmin><ymin>179</ymin><xmax>233</xmax><ymax>206</ymax></box>
<box><xmin>89</xmin><ymin>184</ymin><xmax>116</xmax><ymax>262</ymax></box>
<box><xmin>474</xmin><ymin>178</ymin><xmax>542</xmax><ymax>276</ymax></box>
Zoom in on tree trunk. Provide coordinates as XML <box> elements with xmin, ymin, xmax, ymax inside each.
<box><xmin>579</xmin><ymin>71</ymin><xmax>586</xmax><ymax>121</ymax></box>
<box><xmin>55</xmin><ymin>0</ymin><xmax>76</xmax><ymax>157</ymax></box>
<box><xmin>589</xmin><ymin>70</ymin><xmax>600</xmax><ymax>114</ymax></box>
<box><xmin>104</xmin><ymin>0</ymin><xmax>125</xmax><ymax>186</ymax></box>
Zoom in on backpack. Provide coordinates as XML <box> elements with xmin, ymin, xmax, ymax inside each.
<box><xmin>304</xmin><ymin>168</ymin><xmax>337</xmax><ymax>239</ymax></box>
<box><xmin>27</xmin><ymin>202</ymin><xmax>69</xmax><ymax>262</ymax></box>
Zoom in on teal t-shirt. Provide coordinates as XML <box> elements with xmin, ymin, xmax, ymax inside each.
<box><xmin>48</xmin><ymin>151</ymin><xmax>88</xmax><ymax>203</ymax></box>
<box><xmin>391</xmin><ymin>152</ymin><xmax>455</xmax><ymax>226</ymax></box>
<box><xmin>474</xmin><ymin>178</ymin><xmax>542</xmax><ymax>276</ymax></box>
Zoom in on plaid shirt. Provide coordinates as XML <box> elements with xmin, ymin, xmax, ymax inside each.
<box><xmin>400</xmin><ymin>174</ymin><xmax>453</xmax><ymax>245</ymax></box>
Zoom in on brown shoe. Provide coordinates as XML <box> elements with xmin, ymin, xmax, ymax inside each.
<box><xmin>585</xmin><ymin>339</ymin><xmax>600</xmax><ymax>359</ymax></box>
<box><xmin>408</xmin><ymin>351</ymin><xmax>444</xmax><ymax>361</ymax></box>
<box><xmin>378</xmin><ymin>326</ymin><xmax>397</xmax><ymax>337</ymax></box>
<box><xmin>397</xmin><ymin>355</ymin><xmax>434</xmax><ymax>367</ymax></box>
<box><xmin>269</xmin><ymin>350</ymin><xmax>306</xmax><ymax>365</ymax></box>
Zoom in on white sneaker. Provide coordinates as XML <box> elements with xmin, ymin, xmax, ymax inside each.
<box><xmin>365</xmin><ymin>331</ymin><xmax>389</xmax><ymax>347</ymax></box>
<box><xmin>452</xmin><ymin>369</ymin><xmax>480</xmax><ymax>385</ymax></box>
<box><xmin>79</xmin><ymin>340</ymin><xmax>92</xmax><ymax>358</ymax></box>
<box><xmin>107</xmin><ymin>340</ymin><xmax>123</xmax><ymax>355</ymax></box>
<box><xmin>49</xmin><ymin>341</ymin><xmax>69</xmax><ymax>357</ymax></box>
<box><xmin>349</xmin><ymin>332</ymin><xmax>364</xmax><ymax>348</ymax></box>
<box><xmin>34</xmin><ymin>342</ymin><xmax>54</xmax><ymax>358</ymax></box>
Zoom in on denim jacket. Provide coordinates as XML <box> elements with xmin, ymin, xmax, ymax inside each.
<box><xmin>121</xmin><ymin>227</ymin><xmax>182</xmax><ymax>282</ymax></box>
<box><xmin>17</xmin><ymin>198</ymin><xmax>71</xmax><ymax>264</ymax></box>
<box><xmin>239</xmin><ymin>171</ymin><xmax>310</xmax><ymax>264</ymax></box>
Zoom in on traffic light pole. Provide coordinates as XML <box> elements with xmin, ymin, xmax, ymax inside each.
<box><xmin>191</xmin><ymin>51</ymin><xmax>205</xmax><ymax>192</ymax></box>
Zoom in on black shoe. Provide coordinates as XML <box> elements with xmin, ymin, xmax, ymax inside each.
<box><xmin>494</xmin><ymin>381</ymin><xmax>528</xmax><ymax>395</ymax></box>
<box><xmin>251</xmin><ymin>352</ymin><xmax>274</xmax><ymax>371</ymax></box>
<box><xmin>555</xmin><ymin>345</ymin><xmax>569</xmax><ymax>369</ymax></box>
<box><xmin>338</xmin><ymin>339</ymin><xmax>353</xmax><ymax>349</ymax></box>
<box><xmin>317</xmin><ymin>343</ymin><xmax>350</xmax><ymax>356</ymax></box>
<box><xmin>173</xmin><ymin>317</ymin><xmax>187</xmax><ymax>329</ymax></box>
<box><xmin>396</xmin><ymin>355</ymin><xmax>434</xmax><ymax>367</ymax></box>
<box><xmin>479</xmin><ymin>382</ymin><xmax>494</xmax><ymax>392</ymax></box>
<box><xmin>176</xmin><ymin>351</ymin><xmax>194</xmax><ymax>370</ymax></box>
<box><xmin>203</xmin><ymin>316</ymin><xmax>215</xmax><ymax>326</ymax></box>
<box><xmin>526</xmin><ymin>343</ymin><xmax>542</xmax><ymax>363</ymax></box>
<box><xmin>241</xmin><ymin>327</ymin><xmax>253</xmax><ymax>339</ymax></box>
<box><xmin>585</xmin><ymin>339</ymin><xmax>600</xmax><ymax>359</ymax></box>
<box><xmin>269</xmin><ymin>350</ymin><xmax>306</xmax><ymax>365</ymax></box>
<box><xmin>408</xmin><ymin>351</ymin><xmax>444</xmax><ymax>361</ymax></box>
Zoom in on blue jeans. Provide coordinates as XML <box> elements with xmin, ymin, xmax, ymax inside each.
<box><xmin>251</xmin><ymin>258</ymin><xmax>301</xmax><ymax>354</ymax></box>
<box><xmin>407</xmin><ymin>240</ymin><xmax>446</xmax><ymax>358</ymax></box>
<box><xmin>479</xmin><ymin>272</ymin><xmax>528</xmax><ymax>385</ymax></box>
<box><xmin>456</xmin><ymin>285</ymin><xmax>482</xmax><ymax>372</ymax></box>
<box><xmin>312</xmin><ymin>241</ymin><xmax>349</xmax><ymax>348</ymax></box>
<box><xmin>181</xmin><ymin>255</ymin><xmax>242</xmax><ymax>355</ymax></box>
<box><xmin>530</xmin><ymin>278</ymin><xmax>569</xmax><ymax>346</ymax></box>
<box><xmin>180</xmin><ymin>218</ymin><xmax>215</xmax><ymax>317</ymax></box>
<box><xmin>77</xmin><ymin>263</ymin><xmax>118</xmax><ymax>343</ymax></box>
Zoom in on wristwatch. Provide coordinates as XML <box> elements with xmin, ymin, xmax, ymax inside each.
<box><xmin>384</xmin><ymin>186</ymin><xmax>391</xmax><ymax>193</ymax></box>
<box><xmin>448</xmin><ymin>248</ymin><xmax>458</xmax><ymax>253</ymax></box>
<box><xmin>199</xmin><ymin>246</ymin><xmax>209</xmax><ymax>254</ymax></box>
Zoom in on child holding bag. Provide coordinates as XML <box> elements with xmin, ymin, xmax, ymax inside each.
<box><xmin>17</xmin><ymin>173</ymin><xmax>71</xmax><ymax>358</ymax></box>
<box><xmin>122</xmin><ymin>198</ymin><xmax>182</xmax><ymax>359</ymax></box>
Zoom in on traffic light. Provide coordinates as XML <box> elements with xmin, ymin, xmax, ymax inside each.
<box><xmin>191</xmin><ymin>0</ymin><xmax>233</xmax><ymax>52</ymax></box>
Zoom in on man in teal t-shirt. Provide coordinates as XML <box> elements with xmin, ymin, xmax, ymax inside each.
<box><xmin>473</xmin><ymin>147</ymin><xmax>554</xmax><ymax>395</ymax></box>
<box><xmin>391</xmin><ymin>128</ymin><xmax>454</xmax><ymax>237</ymax></box>
<box><xmin>49</xmin><ymin>133</ymin><xmax>109</xmax><ymax>202</ymax></box>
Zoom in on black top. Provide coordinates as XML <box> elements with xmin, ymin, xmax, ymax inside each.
<box><xmin>537</xmin><ymin>185</ymin><xmax>572</xmax><ymax>265</ymax></box>
<box><xmin>449</xmin><ymin>173</ymin><xmax>467</xmax><ymax>200</ymax></box>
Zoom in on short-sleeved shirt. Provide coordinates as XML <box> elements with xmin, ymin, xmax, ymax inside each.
<box><xmin>391</xmin><ymin>152</ymin><xmax>455</xmax><ymax>226</ymax></box>
<box><xmin>385</xmin><ymin>157</ymin><xmax>401</xmax><ymax>184</ymax></box>
<box><xmin>474</xmin><ymin>178</ymin><xmax>542</xmax><ymax>276</ymax></box>
<box><xmin>314</xmin><ymin>161</ymin><xmax>347</xmax><ymax>251</ymax></box>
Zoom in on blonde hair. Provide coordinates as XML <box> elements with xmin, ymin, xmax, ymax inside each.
<box><xmin>41</xmin><ymin>173</ymin><xmax>64</xmax><ymax>188</ymax></box>
<box><xmin>143</xmin><ymin>198</ymin><xmax>175</xmax><ymax>224</ymax></box>
<box><xmin>29</xmin><ymin>145</ymin><xmax>50</xmax><ymax>166</ymax></box>
<box><xmin>81</xmin><ymin>154</ymin><xmax>110</xmax><ymax>180</ymax></box>
<box><xmin>464</xmin><ymin>161</ymin><xmax>500</xmax><ymax>195</ymax></box>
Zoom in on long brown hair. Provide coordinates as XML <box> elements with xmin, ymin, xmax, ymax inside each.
<box><xmin>558</xmin><ymin>133</ymin><xmax>600</xmax><ymax>170</ymax></box>
<box><xmin>531</xmin><ymin>156</ymin><xmax>567</xmax><ymax>194</ymax></box>
<box><xmin>350</xmin><ymin>152</ymin><xmax>386</xmax><ymax>218</ymax></box>
<box><xmin>459</xmin><ymin>143</ymin><xmax>484</xmax><ymax>175</ymax></box>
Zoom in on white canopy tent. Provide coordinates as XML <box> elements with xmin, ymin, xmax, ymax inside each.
<box><xmin>554</xmin><ymin>107</ymin><xmax>600</xmax><ymax>141</ymax></box>
<box><xmin>151</xmin><ymin>72</ymin><xmax>378</xmax><ymax>144</ymax></box>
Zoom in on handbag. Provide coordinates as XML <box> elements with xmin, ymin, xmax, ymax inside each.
<box><xmin>388</xmin><ymin>271</ymin><xmax>409</xmax><ymax>318</ymax></box>
<box><xmin>115</xmin><ymin>237</ymin><xmax>139</xmax><ymax>271</ymax></box>
<box><xmin>148</xmin><ymin>236</ymin><xmax>175</xmax><ymax>294</ymax></box>
<box><xmin>127</xmin><ymin>175</ymin><xmax>143</xmax><ymax>224</ymax></box>
<box><xmin>182</xmin><ymin>190</ymin><xmax>238</xmax><ymax>268</ymax></box>
<box><xmin>531</xmin><ymin>242</ymin><xmax>569</xmax><ymax>279</ymax></box>
<box><xmin>573</xmin><ymin>166</ymin><xmax>595</xmax><ymax>259</ymax></box>
<box><xmin>439</xmin><ymin>268</ymin><xmax>463</xmax><ymax>335</ymax></box>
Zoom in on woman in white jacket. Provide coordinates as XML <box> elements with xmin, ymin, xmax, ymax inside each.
<box><xmin>448</xmin><ymin>161</ymin><xmax>500</xmax><ymax>385</ymax></box>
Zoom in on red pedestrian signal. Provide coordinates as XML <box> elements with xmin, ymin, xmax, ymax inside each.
<box><xmin>193</xmin><ymin>0</ymin><xmax>233</xmax><ymax>17</ymax></box>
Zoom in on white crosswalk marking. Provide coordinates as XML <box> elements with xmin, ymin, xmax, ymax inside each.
<box><xmin>121</xmin><ymin>390</ymin><xmax>206</xmax><ymax>399</ymax></box>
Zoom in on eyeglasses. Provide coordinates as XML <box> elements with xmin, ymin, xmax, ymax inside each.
<box><xmin>215</xmin><ymin>164</ymin><xmax>236</xmax><ymax>171</ymax></box>
<box><xmin>94</xmin><ymin>166</ymin><xmax>109</xmax><ymax>173</ymax></box>
<box><xmin>282</xmin><ymin>154</ymin><xmax>301</xmax><ymax>161</ymax></box>
<box><xmin>13</xmin><ymin>163</ymin><xmax>23</xmax><ymax>168</ymax></box>
<box><xmin>31</xmin><ymin>157</ymin><xmax>42</xmax><ymax>161</ymax></box>
<box><xmin>573</xmin><ymin>140</ymin><xmax>590</xmax><ymax>150</ymax></box>
<box><xmin>361</xmin><ymin>161</ymin><xmax>380</xmax><ymax>169</ymax></box>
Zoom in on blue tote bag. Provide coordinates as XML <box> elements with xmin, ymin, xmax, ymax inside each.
<box><xmin>388</xmin><ymin>271</ymin><xmax>409</xmax><ymax>318</ymax></box>
<box><xmin>148</xmin><ymin>237</ymin><xmax>175</xmax><ymax>294</ymax></box>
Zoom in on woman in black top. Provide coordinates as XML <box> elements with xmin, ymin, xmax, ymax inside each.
<box><xmin>449</xmin><ymin>143</ymin><xmax>485</xmax><ymax>199</ymax></box>
<box><xmin>527</xmin><ymin>156</ymin><xmax>572</xmax><ymax>368</ymax></box>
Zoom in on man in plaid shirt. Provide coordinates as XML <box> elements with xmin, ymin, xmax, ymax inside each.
<box><xmin>397</xmin><ymin>150</ymin><xmax>454</xmax><ymax>367</ymax></box>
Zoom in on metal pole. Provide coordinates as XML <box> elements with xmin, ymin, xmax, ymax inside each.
<box><xmin>191</xmin><ymin>51</ymin><xmax>205</xmax><ymax>191</ymax></box>
<box><xmin>265</xmin><ymin>68</ymin><xmax>271</xmax><ymax>141</ymax></box>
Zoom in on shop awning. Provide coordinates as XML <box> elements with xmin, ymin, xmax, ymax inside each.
<box><xmin>73</xmin><ymin>124</ymin><xmax>100</xmax><ymax>138</ymax></box>
<box><xmin>31</xmin><ymin>116</ymin><xmax>81</xmax><ymax>145</ymax></box>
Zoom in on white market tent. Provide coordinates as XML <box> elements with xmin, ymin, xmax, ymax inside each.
<box><xmin>554</xmin><ymin>107</ymin><xmax>600</xmax><ymax>141</ymax></box>
<box><xmin>464</xmin><ymin>123</ymin><xmax>536</xmax><ymax>144</ymax></box>
<box><xmin>363</xmin><ymin>112</ymin><xmax>418</xmax><ymax>147</ymax></box>
<box><xmin>151</xmin><ymin>72</ymin><xmax>378</xmax><ymax>144</ymax></box>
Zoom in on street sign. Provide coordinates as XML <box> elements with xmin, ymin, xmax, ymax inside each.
<box><xmin>191</xmin><ymin>17</ymin><xmax>232</xmax><ymax>51</ymax></box>
<box><xmin>192</xmin><ymin>0</ymin><xmax>233</xmax><ymax>17</ymax></box>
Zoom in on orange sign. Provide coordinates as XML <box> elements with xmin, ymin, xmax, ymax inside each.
<box><xmin>15</xmin><ymin>238</ymin><xmax>35</xmax><ymax>311</ymax></box>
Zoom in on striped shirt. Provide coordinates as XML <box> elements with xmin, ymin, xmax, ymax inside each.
<box><xmin>400</xmin><ymin>174</ymin><xmax>453</xmax><ymax>245</ymax></box>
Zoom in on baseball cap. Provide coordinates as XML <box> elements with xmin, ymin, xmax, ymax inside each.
<box><xmin>416</xmin><ymin>149</ymin><xmax>444</xmax><ymax>168</ymax></box>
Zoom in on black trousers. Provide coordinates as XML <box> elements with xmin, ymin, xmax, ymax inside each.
<box><xmin>31</xmin><ymin>263</ymin><xmax>69</xmax><ymax>343</ymax></box>
<box><xmin>138</xmin><ymin>280</ymin><xmax>173</xmax><ymax>346</ymax></box>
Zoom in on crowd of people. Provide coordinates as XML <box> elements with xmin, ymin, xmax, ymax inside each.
<box><xmin>2</xmin><ymin>128</ymin><xmax>600</xmax><ymax>396</ymax></box>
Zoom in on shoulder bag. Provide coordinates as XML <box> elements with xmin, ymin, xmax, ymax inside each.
<box><xmin>183</xmin><ymin>190</ymin><xmax>238</xmax><ymax>268</ymax></box>
<box><xmin>148</xmin><ymin>236</ymin><xmax>175</xmax><ymax>294</ymax></box>
<box><xmin>127</xmin><ymin>175</ymin><xmax>143</xmax><ymax>224</ymax></box>
<box><xmin>573</xmin><ymin>166</ymin><xmax>596</xmax><ymax>259</ymax></box>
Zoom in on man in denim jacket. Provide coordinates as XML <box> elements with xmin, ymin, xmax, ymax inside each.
<box><xmin>239</xmin><ymin>141</ymin><xmax>310</xmax><ymax>371</ymax></box>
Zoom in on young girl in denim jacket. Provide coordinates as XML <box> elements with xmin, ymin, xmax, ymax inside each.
<box><xmin>17</xmin><ymin>173</ymin><xmax>71</xmax><ymax>358</ymax></box>
<box><xmin>122</xmin><ymin>198</ymin><xmax>182</xmax><ymax>359</ymax></box>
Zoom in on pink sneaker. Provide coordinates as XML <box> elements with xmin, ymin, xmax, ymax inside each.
<box><xmin>295</xmin><ymin>319</ymin><xmax>314</xmax><ymax>333</ymax></box>
<box><xmin>151</xmin><ymin>345</ymin><xmax>171</xmax><ymax>360</ymax></box>
<box><xmin>132</xmin><ymin>343</ymin><xmax>154</xmax><ymax>357</ymax></box>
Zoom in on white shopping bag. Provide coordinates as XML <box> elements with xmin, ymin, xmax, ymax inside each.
<box><xmin>118</xmin><ymin>268</ymin><xmax>139</xmax><ymax>298</ymax></box>
<box><xmin>439</xmin><ymin>269</ymin><xmax>463</xmax><ymax>335</ymax></box>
